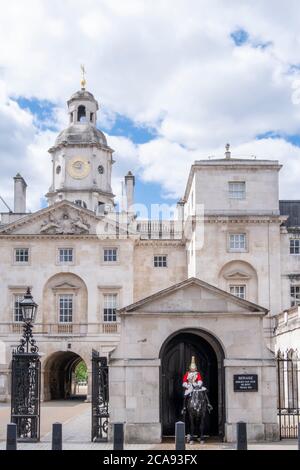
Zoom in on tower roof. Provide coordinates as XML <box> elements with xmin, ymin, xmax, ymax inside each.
<box><xmin>55</xmin><ymin>123</ymin><xmax>107</xmax><ymax>147</ymax></box>
<box><xmin>67</xmin><ymin>89</ymin><xmax>99</xmax><ymax>110</ymax></box>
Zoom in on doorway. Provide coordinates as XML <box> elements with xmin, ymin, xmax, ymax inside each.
<box><xmin>160</xmin><ymin>330</ymin><xmax>225</xmax><ymax>438</ymax></box>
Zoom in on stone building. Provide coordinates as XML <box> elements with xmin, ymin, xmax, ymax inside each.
<box><xmin>0</xmin><ymin>83</ymin><xmax>299</xmax><ymax>442</ymax></box>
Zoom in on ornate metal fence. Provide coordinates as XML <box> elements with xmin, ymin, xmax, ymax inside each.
<box><xmin>277</xmin><ymin>349</ymin><xmax>300</xmax><ymax>439</ymax></box>
<box><xmin>11</xmin><ymin>352</ymin><xmax>41</xmax><ymax>442</ymax></box>
<box><xmin>91</xmin><ymin>351</ymin><xmax>109</xmax><ymax>442</ymax></box>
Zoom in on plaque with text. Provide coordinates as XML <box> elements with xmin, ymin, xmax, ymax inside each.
<box><xmin>233</xmin><ymin>374</ymin><xmax>258</xmax><ymax>392</ymax></box>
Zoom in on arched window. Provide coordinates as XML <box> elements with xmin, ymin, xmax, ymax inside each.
<box><xmin>74</xmin><ymin>200</ymin><xmax>87</xmax><ymax>209</ymax></box>
<box><xmin>77</xmin><ymin>106</ymin><xmax>86</xmax><ymax>122</ymax></box>
<box><xmin>90</xmin><ymin>112</ymin><xmax>94</xmax><ymax>123</ymax></box>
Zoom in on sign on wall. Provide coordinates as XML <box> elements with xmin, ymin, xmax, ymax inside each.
<box><xmin>233</xmin><ymin>374</ymin><xmax>258</xmax><ymax>392</ymax></box>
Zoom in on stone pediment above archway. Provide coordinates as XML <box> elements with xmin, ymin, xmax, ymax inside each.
<box><xmin>119</xmin><ymin>277</ymin><xmax>268</xmax><ymax>316</ymax></box>
<box><xmin>0</xmin><ymin>201</ymin><xmax>130</xmax><ymax>237</ymax></box>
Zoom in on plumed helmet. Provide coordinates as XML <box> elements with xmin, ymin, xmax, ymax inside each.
<box><xmin>189</xmin><ymin>356</ymin><xmax>197</xmax><ymax>371</ymax></box>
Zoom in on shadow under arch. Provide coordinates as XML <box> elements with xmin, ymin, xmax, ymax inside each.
<box><xmin>159</xmin><ymin>328</ymin><xmax>225</xmax><ymax>439</ymax></box>
<box><xmin>43</xmin><ymin>350</ymin><xmax>87</xmax><ymax>401</ymax></box>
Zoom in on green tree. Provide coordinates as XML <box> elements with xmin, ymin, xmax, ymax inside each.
<box><xmin>75</xmin><ymin>361</ymin><xmax>88</xmax><ymax>383</ymax></box>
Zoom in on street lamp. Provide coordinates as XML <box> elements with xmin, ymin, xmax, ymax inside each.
<box><xmin>11</xmin><ymin>287</ymin><xmax>41</xmax><ymax>441</ymax></box>
<box><xmin>20</xmin><ymin>287</ymin><xmax>38</xmax><ymax>323</ymax></box>
<box><xmin>17</xmin><ymin>287</ymin><xmax>39</xmax><ymax>354</ymax></box>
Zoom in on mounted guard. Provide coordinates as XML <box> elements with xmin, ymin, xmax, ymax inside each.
<box><xmin>182</xmin><ymin>356</ymin><xmax>213</xmax><ymax>444</ymax></box>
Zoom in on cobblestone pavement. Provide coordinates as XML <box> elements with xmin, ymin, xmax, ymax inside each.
<box><xmin>0</xmin><ymin>402</ymin><xmax>298</xmax><ymax>450</ymax></box>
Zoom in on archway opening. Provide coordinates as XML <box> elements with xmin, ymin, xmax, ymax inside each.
<box><xmin>44</xmin><ymin>351</ymin><xmax>87</xmax><ymax>401</ymax></box>
<box><xmin>160</xmin><ymin>330</ymin><xmax>225</xmax><ymax>439</ymax></box>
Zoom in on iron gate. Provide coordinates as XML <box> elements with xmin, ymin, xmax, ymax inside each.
<box><xmin>91</xmin><ymin>351</ymin><xmax>109</xmax><ymax>442</ymax></box>
<box><xmin>277</xmin><ymin>349</ymin><xmax>300</xmax><ymax>439</ymax></box>
<box><xmin>11</xmin><ymin>351</ymin><xmax>41</xmax><ymax>442</ymax></box>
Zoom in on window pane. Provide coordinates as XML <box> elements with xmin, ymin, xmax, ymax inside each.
<box><xmin>59</xmin><ymin>295</ymin><xmax>73</xmax><ymax>323</ymax></box>
<box><xmin>103</xmin><ymin>294</ymin><xmax>117</xmax><ymax>322</ymax></box>
<box><xmin>59</xmin><ymin>248</ymin><xmax>73</xmax><ymax>263</ymax></box>
<box><xmin>290</xmin><ymin>239</ymin><xmax>300</xmax><ymax>254</ymax></box>
<box><xmin>15</xmin><ymin>248</ymin><xmax>29</xmax><ymax>263</ymax></box>
<box><xmin>14</xmin><ymin>295</ymin><xmax>24</xmax><ymax>322</ymax></box>
<box><xmin>229</xmin><ymin>182</ymin><xmax>245</xmax><ymax>199</ymax></box>
<box><xmin>229</xmin><ymin>234</ymin><xmax>246</xmax><ymax>250</ymax></box>
<box><xmin>230</xmin><ymin>285</ymin><xmax>246</xmax><ymax>300</ymax></box>
<box><xmin>291</xmin><ymin>286</ymin><xmax>300</xmax><ymax>307</ymax></box>
<box><xmin>154</xmin><ymin>255</ymin><xmax>168</xmax><ymax>267</ymax></box>
<box><xmin>104</xmin><ymin>248</ymin><xmax>117</xmax><ymax>262</ymax></box>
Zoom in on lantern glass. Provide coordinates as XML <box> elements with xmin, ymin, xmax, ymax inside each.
<box><xmin>20</xmin><ymin>288</ymin><xmax>38</xmax><ymax>323</ymax></box>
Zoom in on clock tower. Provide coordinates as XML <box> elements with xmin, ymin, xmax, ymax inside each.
<box><xmin>46</xmin><ymin>78</ymin><xmax>115</xmax><ymax>214</ymax></box>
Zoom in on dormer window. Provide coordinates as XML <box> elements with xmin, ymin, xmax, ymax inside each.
<box><xmin>77</xmin><ymin>105</ymin><xmax>86</xmax><ymax>122</ymax></box>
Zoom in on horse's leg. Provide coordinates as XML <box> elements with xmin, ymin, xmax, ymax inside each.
<box><xmin>200</xmin><ymin>411</ymin><xmax>206</xmax><ymax>444</ymax></box>
<box><xmin>189</xmin><ymin>414</ymin><xmax>195</xmax><ymax>444</ymax></box>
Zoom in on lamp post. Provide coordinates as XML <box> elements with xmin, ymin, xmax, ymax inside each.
<box><xmin>17</xmin><ymin>287</ymin><xmax>39</xmax><ymax>354</ymax></box>
<box><xmin>11</xmin><ymin>288</ymin><xmax>41</xmax><ymax>442</ymax></box>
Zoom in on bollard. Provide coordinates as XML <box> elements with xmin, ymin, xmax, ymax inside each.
<box><xmin>52</xmin><ymin>422</ymin><xmax>62</xmax><ymax>450</ymax></box>
<box><xmin>175</xmin><ymin>421</ymin><xmax>185</xmax><ymax>451</ymax></box>
<box><xmin>6</xmin><ymin>423</ymin><xmax>17</xmax><ymax>451</ymax></box>
<box><xmin>113</xmin><ymin>423</ymin><xmax>124</xmax><ymax>451</ymax></box>
<box><xmin>236</xmin><ymin>421</ymin><xmax>247</xmax><ymax>450</ymax></box>
<box><xmin>298</xmin><ymin>422</ymin><xmax>300</xmax><ymax>450</ymax></box>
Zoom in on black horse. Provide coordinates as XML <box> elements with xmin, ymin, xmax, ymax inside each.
<box><xmin>184</xmin><ymin>386</ymin><xmax>213</xmax><ymax>444</ymax></box>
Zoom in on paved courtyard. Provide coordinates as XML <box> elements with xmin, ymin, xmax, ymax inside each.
<box><xmin>0</xmin><ymin>401</ymin><xmax>298</xmax><ymax>450</ymax></box>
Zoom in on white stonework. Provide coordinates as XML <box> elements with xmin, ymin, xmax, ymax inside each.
<box><xmin>110</xmin><ymin>279</ymin><xmax>278</xmax><ymax>443</ymax></box>
<box><xmin>0</xmin><ymin>87</ymin><xmax>299</xmax><ymax>442</ymax></box>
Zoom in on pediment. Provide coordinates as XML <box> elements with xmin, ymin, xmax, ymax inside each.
<box><xmin>224</xmin><ymin>271</ymin><xmax>251</xmax><ymax>280</ymax></box>
<box><xmin>52</xmin><ymin>282</ymin><xmax>79</xmax><ymax>291</ymax></box>
<box><xmin>0</xmin><ymin>201</ymin><xmax>131</xmax><ymax>237</ymax></box>
<box><xmin>120</xmin><ymin>278</ymin><xmax>267</xmax><ymax>316</ymax></box>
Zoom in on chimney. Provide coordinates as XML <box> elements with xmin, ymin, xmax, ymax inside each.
<box><xmin>14</xmin><ymin>173</ymin><xmax>27</xmax><ymax>213</ymax></box>
<box><xmin>225</xmin><ymin>143</ymin><xmax>231</xmax><ymax>159</ymax></box>
<box><xmin>125</xmin><ymin>171</ymin><xmax>135</xmax><ymax>212</ymax></box>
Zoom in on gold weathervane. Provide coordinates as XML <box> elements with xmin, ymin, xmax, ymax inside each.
<box><xmin>80</xmin><ymin>64</ymin><xmax>86</xmax><ymax>89</ymax></box>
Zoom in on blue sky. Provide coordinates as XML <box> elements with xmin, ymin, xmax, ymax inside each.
<box><xmin>14</xmin><ymin>96</ymin><xmax>178</xmax><ymax>213</ymax></box>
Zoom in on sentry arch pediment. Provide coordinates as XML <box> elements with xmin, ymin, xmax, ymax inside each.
<box><xmin>119</xmin><ymin>277</ymin><xmax>268</xmax><ymax>316</ymax></box>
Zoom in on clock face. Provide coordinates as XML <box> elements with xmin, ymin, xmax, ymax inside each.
<box><xmin>68</xmin><ymin>156</ymin><xmax>91</xmax><ymax>179</ymax></box>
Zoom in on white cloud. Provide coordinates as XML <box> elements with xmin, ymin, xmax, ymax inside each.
<box><xmin>1</xmin><ymin>0</ymin><xmax>300</xmax><ymax>208</ymax></box>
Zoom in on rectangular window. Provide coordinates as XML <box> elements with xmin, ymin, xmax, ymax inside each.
<box><xmin>154</xmin><ymin>255</ymin><xmax>168</xmax><ymax>267</ymax></box>
<box><xmin>103</xmin><ymin>248</ymin><xmax>117</xmax><ymax>262</ymax></box>
<box><xmin>291</xmin><ymin>286</ymin><xmax>300</xmax><ymax>307</ymax></box>
<box><xmin>15</xmin><ymin>248</ymin><xmax>29</xmax><ymax>263</ymax></box>
<box><xmin>103</xmin><ymin>294</ymin><xmax>117</xmax><ymax>322</ymax></box>
<box><xmin>59</xmin><ymin>295</ymin><xmax>73</xmax><ymax>323</ymax></box>
<box><xmin>229</xmin><ymin>234</ymin><xmax>246</xmax><ymax>251</ymax></box>
<box><xmin>290</xmin><ymin>239</ymin><xmax>300</xmax><ymax>255</ymax></box>
<box><xmin>230</xmin><ymin>285</ymin><xmax>246</xmax><ymax>300</ymax></box>
<box><xmin>13</xmin><ymin>295</ymin><xmax>24</xmax><ymax>322</ymax></box>
<box><xmin>59</xmin><ymin>248</ymin><xmax>73</xmax><ymax>263</ymax></box>
<box><xmin>229</xmin><ymin>182</ymin><xmax>246</xmax><ymax>199</ymax></box>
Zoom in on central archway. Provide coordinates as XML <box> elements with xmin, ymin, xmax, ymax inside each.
<box><xmin>160</xmin><ymin>329</ymin><xmax>225</xmax><ymax>439</ymax></box>
<box><xmin>44</xmin><ymin>351</ymin><xmax>87</xmax><ymax>401</ymax></box>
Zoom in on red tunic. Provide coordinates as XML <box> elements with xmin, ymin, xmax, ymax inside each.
<box><xmin>183</xmin><ymin>372</ymin><xmax>202</xmax><ymax>384</ymax></box>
